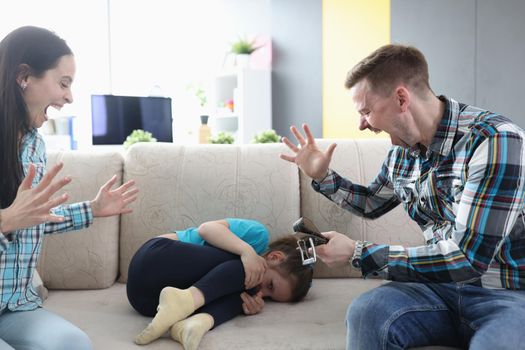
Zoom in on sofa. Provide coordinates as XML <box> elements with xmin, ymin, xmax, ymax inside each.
<box><xmin>38</xmin><ymin>139</ymin><xmax>459</xmax><ymax>350</ymax></box>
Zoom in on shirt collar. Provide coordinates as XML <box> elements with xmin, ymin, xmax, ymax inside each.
<box><xmin>426</xmin><ymin>95</ymin><xmax>460</xmax><ymax>158</ymax></box>
<box><xmin>19</xmin><ymin>128</ymin><xmax>38</xmax><ymax>147</ymax></box>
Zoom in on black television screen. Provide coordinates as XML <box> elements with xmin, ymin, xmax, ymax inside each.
<box><xmin>91</xmin><ymin>94</ymin><xmax>172</xmax><ymax>145</ymax></box>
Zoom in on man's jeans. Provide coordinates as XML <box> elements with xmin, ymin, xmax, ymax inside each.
<box><xmin>346</xmin><ymin>281</ymin><xmax>525</xmax><ymax>350</ymax></box>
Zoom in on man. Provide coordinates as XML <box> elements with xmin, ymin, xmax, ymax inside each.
<box><xmin>281</xmin><ymin>44</ymin><xmax>525</xmax><ymax>349</ymax></box>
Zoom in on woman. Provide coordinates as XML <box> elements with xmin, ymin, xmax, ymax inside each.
<box><xmin>128</xmin><ymin>218</ymin><xmax>313</xmax><ymax>350</ymax></box>
<box><xmin>0</xmin><ymin>26</ymin><xmax>138</xmax><ymax>350</ymax></box>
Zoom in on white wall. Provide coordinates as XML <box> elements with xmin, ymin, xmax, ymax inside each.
<box><xmin>0</xmin><ymin>0</ymin><xmax>110</xmax><ymax>149</ymax></box>
<box><xmin>0</xmin><ymin>0</ymin><xmax>271</xmax><ymax>148</ymax></box>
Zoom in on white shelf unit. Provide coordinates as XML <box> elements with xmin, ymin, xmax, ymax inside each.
<box><xmin>212</xmin><ymin>68</ymin><xmax>271</xmax><ymax>144</ymax></box>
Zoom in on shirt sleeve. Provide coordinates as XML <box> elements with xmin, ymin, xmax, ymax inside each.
<box><xmin>311</xmin><ymin>151</ymin><xmax>401</xmax><ymax>219</ymax></box>
<box><xmin>0</xmin><ymin>231</ymin><xmax>9</xmax><ymax>252</ymax></box>
<box><xmin>360</xmin><ymin>132</ymin><xmax>525</xmax><ymax>283</ymax></box>
<box><xmin>225</xmin><ymin>218</ymin><xmax>269</xmax><ymax>255</ymax></box>
<box><xmin>44</xmin><ymin>201</ymin><xmax>93</xmax><ymax>235</ymax></box>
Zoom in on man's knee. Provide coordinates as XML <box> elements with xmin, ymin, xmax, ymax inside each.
<box><xmin>346</xmin><ymin>287</ymin><xmax>388</xmax><ymax>328</ymax></box>
<box><xmin>346</xmin><ymin>288</ymin><xmax>392</xmax><ymax>349</ymax></box>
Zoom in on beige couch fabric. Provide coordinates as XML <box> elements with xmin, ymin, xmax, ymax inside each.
<box><xmin>45</xmin><ymin>279</ymin><xmax>385</xmax><ymax>350</ymax></box>
<box><xmin>119</xmin><ymin>143</ymin><xmax>300</xmax><ymax>282</ymax></box>
<box><xmin>39</xmin><ymin>150</ymin><xmax>123</xmax><ymax>289</ymax></box>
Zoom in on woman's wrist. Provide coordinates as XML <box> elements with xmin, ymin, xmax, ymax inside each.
<box><xmin>89</xmin><ymin>200</ymin><xmax>99</xmax><ymax>218</ymax></box>
<box><xmin>0</xmin><ymin>209</ymin><xmax>12</xmax><ymax>233</ymax></box>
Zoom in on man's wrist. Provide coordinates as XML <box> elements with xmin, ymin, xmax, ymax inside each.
<box><xmin>350</xmin><ymin>240</ymin><xmax>364</xmax><ymax>270</ymax></box>
<box><xmin>313</xmin><ymin>170</ymin><xmax>330</xmax><ymax>183</ymax></box>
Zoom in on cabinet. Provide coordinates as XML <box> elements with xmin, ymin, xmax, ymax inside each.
<box><xmin>211</xmin><ymin>68</ymin><xmax>271</xmax><ymax>144</ymax></box>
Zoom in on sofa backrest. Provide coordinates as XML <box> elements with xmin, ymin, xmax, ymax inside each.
<box><xmin>40</xmin><ymin>150</ymin><xmax>123</xmax><ymax>289</ymax></box>
<box><xmin>40</xmin><ymin>139</ymin><xmax>424</xmax><ymax>288</ymax></box>
<box><xmin>118</xmin><ymin>143</ymin><xmax>300</xmax><ymax>282</ymax></box>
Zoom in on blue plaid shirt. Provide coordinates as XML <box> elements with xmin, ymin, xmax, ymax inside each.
<box><xmin>313</xmin><ymin>96</ymin><xmax>525</xmax><ymax>289</ymax></box>
<box><xmin>0</xmin><ymin>130</ymin><xmax>92</xmax><ymax>311</ymax></box>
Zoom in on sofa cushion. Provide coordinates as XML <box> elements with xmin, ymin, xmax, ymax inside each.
<box><xmin>119</xmin><ymin>143</ymin><xmax>300</xmax><ymax>282</ymax></box>
<box><xmin>39</xmin><ymin>150</ymin><xmax>123</xmax><ymax>289</ymax></box>
<box><xmin>44</xmin><ymin>280</ymin><xmax>459</xmax><ymax>350</ymax></box>
<box><xmin>44</xmin><ymin>279</ymin><xmax>381</xmax><ymax>350</ymax></box>
<box><xmin>300</xmin><ymin>139</ymin><xmax>423</xmax><ymax>278</ymax></box>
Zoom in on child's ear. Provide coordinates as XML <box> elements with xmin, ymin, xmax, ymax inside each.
<box><xmin>266</xmin><ymin>250</ymin><xmax>286</xmax><ymax>263</ymax></box>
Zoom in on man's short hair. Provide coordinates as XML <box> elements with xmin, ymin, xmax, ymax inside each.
<box><xmin>345</xmin><ymin>44</ymin><xmax>431</xmax><ymax>96</ymax></box>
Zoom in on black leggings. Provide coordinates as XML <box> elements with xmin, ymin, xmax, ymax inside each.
<box><xmin>126</xmin><ymin>237</ymin><xmax>255</xmax><ymax>328</ymax></box>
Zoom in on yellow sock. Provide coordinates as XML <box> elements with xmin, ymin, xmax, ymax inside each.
<box><xmin>170</xmin><ymin>313</ymin><xmax>214</xmax><ymax>350</ymax></box>
<box><xmin>134</xmin><ymin>287</ymin><xmax>195</xmax><ymax>345</ymax></box>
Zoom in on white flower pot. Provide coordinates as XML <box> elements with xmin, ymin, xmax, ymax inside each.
<box><xmin>235</xmin><ymin>54</ymin><xmax>250</xmax><ymax>68</ymax></box>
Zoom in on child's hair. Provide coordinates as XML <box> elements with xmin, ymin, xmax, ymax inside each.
<box><xmin>265</xmin><ymin>235</ymin><xmax>314</xmax><ymax>302</ymax></box>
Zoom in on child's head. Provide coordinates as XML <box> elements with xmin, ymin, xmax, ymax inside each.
<box><xmin>260</xmin><ymin>236</ymin><xmax>314</xmax><ymax>302</ymax></box>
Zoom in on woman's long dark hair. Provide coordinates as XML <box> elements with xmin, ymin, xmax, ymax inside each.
<box><xmin>0</xmin><ymin>26</ymin><xmax>72</xmax><ymax>208</ymax></box>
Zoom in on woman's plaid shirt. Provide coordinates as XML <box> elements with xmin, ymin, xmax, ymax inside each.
<box><xmin>313</xmin><ymin>97</ymin><xmax>525</xmax><ymax>289</ymax></box>
<box><xmin>0</xmin><ymin>130</ymin><xmax>92</xmax><ymax>311</ymax></box>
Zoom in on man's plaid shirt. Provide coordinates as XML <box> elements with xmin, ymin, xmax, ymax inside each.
<box><xmin>313</xmin><ymin>96</ymin><xmax>525</xmax><ymax>289</ymax></box>
<box><xmin>0</xmin><ymin>129</ymin><xmax>92</xmax><ymax>311</ymax></box>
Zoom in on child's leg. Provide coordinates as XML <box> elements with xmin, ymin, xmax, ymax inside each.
<box><xmin>135</xmin><ymin>259</ymin><xmax>249</xmax><ymax>345</ymax></box>
<box><xmin>127</xmin><ymin>238</ymin><xmax>239</xmax><ymax>316</ymax></box>
<box><xmin>132</xmin><ymin>241</ymin><xmax>249</xmax><ymax>345</ymax></box>
<box><xmin>170</xmin><ymin>294</ymin><xmax>245</xmax><ymax>350</ymax></box>
<box><xmin>170</xmin><ymin>313</ymin><xmax>214</xmax><ymax>350</ymax></box>
<box><xmin>134</xmin><ymin>287</ymin><xmax>195</xmax><ymax>345</ymax></box>
<box><xmin>196</xmin><ymin>292</ymin><xmax>245</xmax><ymax>328</ymax></box>
<box><xmin>193</xmin><ymin>259</ymin><xmax>248</xmax><ymax>305</ymax></box>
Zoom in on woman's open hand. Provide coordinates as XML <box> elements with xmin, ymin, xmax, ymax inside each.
<box><xmin>90</xmin><ymin>175</ymin><xmax>139</xmax><ymax>218</ymax></box>
<box><xmin>0</xmin><ymin>163</ymin><xmax>71</xmax><ymax>233</ymax></box>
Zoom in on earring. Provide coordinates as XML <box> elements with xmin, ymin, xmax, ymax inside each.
<box><xmin>21</xmin><ymin>81</ymin><xmax>27</xmax><ymax>91</ymax></box>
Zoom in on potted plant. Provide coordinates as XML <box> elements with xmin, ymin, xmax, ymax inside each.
<box><xmin>230</xmin><ymin>37</ymin><xmax>259</xmax><ymax>68</ymax></box>
<box><xmin>124</xmin><ymin>129</ymin><xmax>157</xmax><ymax>149</ymax></box>
<box><xmin>187</xmin><ymin>84</ymin><xmax>213</xmax><ymax>143</ymax></box>
<box><xmin>193</xmin><ymin>86</ymin><xmax>207</xmax><ymax>109</ymax></box>
<box><xmin>210</xmin><ymin>132</ymin><xmax>235</xmax><ymax>144</ymax></box>
<box><xmin>252</xmin><ymin>129</ymin><xmax>281</xmax><ymax>143</ymax></box>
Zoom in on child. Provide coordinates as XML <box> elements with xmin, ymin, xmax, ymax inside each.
<box><xmin>127</xmin><ymin>218</ymin><xmax>313</xmax><ymax>349</ymax></box>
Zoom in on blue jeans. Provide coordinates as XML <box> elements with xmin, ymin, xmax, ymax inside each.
<box><xmin>346</xmin><ymin>281</ymin><xmax>525</xmax><ymax>350</ymax></box>
<box><xmin>0</xmin><ymin>308</ymin><xmax>92</xmax><ymax>350</ymax></box>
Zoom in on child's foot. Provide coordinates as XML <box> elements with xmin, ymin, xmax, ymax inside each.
<box><xmin>170</xmin><ymin>313</ymin><xmax>214</xmax><ymax>350</ymax></box>
<box><xmin>134</xmin><ymin>287</ymin><xmax>195</xmax><ymax>345</ymax></box>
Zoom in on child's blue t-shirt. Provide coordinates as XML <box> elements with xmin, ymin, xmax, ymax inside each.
<box><xmin>175</xmin><ymin>218</ymin><xmax>269</xmax><ymax>255</ymax></box>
